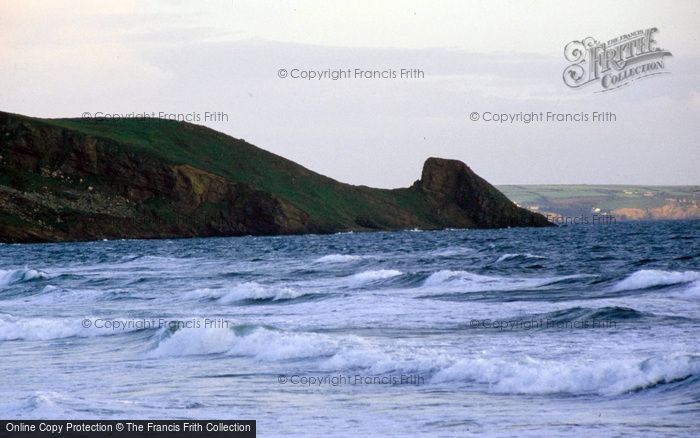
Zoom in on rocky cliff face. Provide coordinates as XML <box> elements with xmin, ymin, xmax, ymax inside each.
<box><xmin>0</xmin><ymin>111</ymin><xmax>551</xmax><ymax>243</ymax></box>
<box><xmin>418</xmin><ymin>158</ymin><xmax>552</xmax><ymax>228</ymax></box>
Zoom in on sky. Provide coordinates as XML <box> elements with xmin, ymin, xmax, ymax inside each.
<box><xmin>1</xmin><ymin>0</ymin><xmax>699</xmax><ymax>187</ymax></box>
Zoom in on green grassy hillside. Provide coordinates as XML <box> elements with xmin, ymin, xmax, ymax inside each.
<box><xmin>36</xmin><ymin>117</ymin><xmax>429</xmax><ymax>226</ymax></box>
<box><xmin>0</xmin><ymin>112</ymin><xmax>550</xmax><ymax>242</ymax></box>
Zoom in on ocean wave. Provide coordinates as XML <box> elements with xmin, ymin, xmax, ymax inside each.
<box><xmin>611</xmin><ymin>270</ymin><xmax>700</xmax><ymax>292</ymax></box>
<box><xmin>427</xmin><ymin>247</ymin><xmax>474</xmax><ymax>258</ymax></box>
<box><xmin>344</xmin><ymin>269</ymin><xmax>403</xmax><ymax>286</ymax></box>
<box><xmin>314</xmin><ymin>254</ymin><xmax>364</xmax><ymax>263</ymax></box>
<box><xmin>148</xmin><ymin>325</ymin><xmax>446</xmax><ymax>374</ymax></box>
<box><xmin>147</xmin><ymin>325</ymin><xmax>338</xmax><ymax>360</ymax></box>
<box><xmin>496</xmin><ymin>253</ymin><xmax>547</xmax><ymax>263</ymax></box>
<box><xmin>431</xmin><ymin>354</ymin><xmax>700</xmax><ymax>396</ymax></box>
<box><xmin>0</xmin><ymin>315</ymin><xmax>144</xmax><ymax>341</ymax></box>
<box><xmin>0</xmin><ymin>268</ymin><xmax>47</xmax><ymax>287</ymax></box>
<box><xmin>218</xmin><ymin>282</ymin><xmax>305</xmax><ymax>303</ymax></box>
<box><xmin>539</xmin><ymin>306</ymin><xmax>650</xmax><ymax>323</ymax></box>
<box><xmin>0</xmin><ymin>392</ymin><xmax>71</xmax><ymax>418</ymax></box>
<box><xmin>421</xmin><ymin>270</ymin><xmax>586</xmax><ymax>292</ymax></box>
<box><xmin>319</xmin><ymin>344</ymin><xmax>451</xmax><ymax>375</ymax></box>
<box><xmin>181</xmin><ymin>282</ymin><xmax>307</xmax><ymax>303</ymax></box>
<box><xmin>226</xmin><ymin>328</ymin><xmax>337</xmax><ymax>361</ymax></box>
<box><xmin>317</xmin><ymin>341</ymin><xmax>700</xmax><ymax>396</ymax></box>
<box><xmin>182</xmin><ymin>270</ymin><xmax>403</xmax><ymax>303</ymax></box>
<box><xmin>179</xmin><ymin>288</ymin><xmax>225</xmax><ymax>301</ymax></box>
<box><xmin>147</xmin><ymin>326</ymin><xmax>238</xmax><ymax>357</ymax></box>
<box><xmin>10</xmin><ymin>285</ymin><xmax>110</xmax><ymax>305</ymax></box>
<box><xmin>144</xmin><ymin>322</ymin><xmax>700</xmax><ymax>396</ymax></box>
<box><xmin>461</xmin><ymin>306</ymin><xmax>654</xmax><ymax>332</ymax></box>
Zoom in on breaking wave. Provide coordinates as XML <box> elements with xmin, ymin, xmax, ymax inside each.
<box><xmin>612</xmin><ymin>270</ymin><xmax>700</xmax><ymax>292</ymax></box>
<box><xmin>421</xmin><ymin>270</ymin><xmax>587</xmax><ymax>292</ymax></box>
<box><xmin>314</xmin><ymin>254</ymin><xmax>364</xmax><ymax>263</ymax></box>
<box><xmin>0</xmin><ymin>268</ymin><xmax>47</xmax><ymax>287</ymax></box>
<box><xmin>432</xmin><ymin>354</ymin><xmax>700</xmax><ymax>396</ymax></box>
<box><xmin>147</xmin><ymin>325</ymin><xmax>338</xmax><ymax>360</ymax></box>
<box><xmin>496</xmin><ymin>253</ymin><xmax>547</xmax><ymax>263</ymax></box>
<box><xmin>147</xmin><ymin>324</ymin><xmax>700</xmax><ymax>396</ymax></box>
<box><xmin>0</xmin><ymin>314</ymin><xmax>144</xmax><ymax>341</ymax></box>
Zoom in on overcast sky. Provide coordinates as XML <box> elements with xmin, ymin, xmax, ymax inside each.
<box><xmin>1</xmin><ymin>0</ymin><xmax>699</xmax><ymax>187</ymax></box>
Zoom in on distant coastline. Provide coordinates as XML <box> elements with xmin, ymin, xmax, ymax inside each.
<box><xmin>499</xmin><ymin>185</ymin><xmax>700</xmax><ymax>222</ymax></box>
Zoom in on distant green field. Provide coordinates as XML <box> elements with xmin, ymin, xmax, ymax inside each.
<box><xmin>498</xmin><ymin>185</ymin><xmax>700</xmax><ymax>220</ymax></box>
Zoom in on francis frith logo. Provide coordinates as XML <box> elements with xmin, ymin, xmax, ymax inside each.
<box><xmin>563</xmin><ymin>27</ymin><xmax>672</xmax><ymax>92</ymax></box>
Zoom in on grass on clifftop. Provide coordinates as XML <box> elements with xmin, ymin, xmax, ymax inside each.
<box><xmin>35</xmin><ymin>116</ymin><xmax>429</xmax><ymax>227</ymax></box>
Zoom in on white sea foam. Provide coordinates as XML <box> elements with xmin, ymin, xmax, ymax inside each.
<box><xmin>611</xmin><ymin>270</ymin><xmax>700</xmax><ymax>292</ymax></box>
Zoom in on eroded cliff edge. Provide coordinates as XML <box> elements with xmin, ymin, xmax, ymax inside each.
<box><xmin>0</xmin><ymin>111</ymin><xmax>551</xmax><ymax>243</ymax></box>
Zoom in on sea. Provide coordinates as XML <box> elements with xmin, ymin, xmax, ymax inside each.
<box><xmin>0</xmin><ymin>220</ymin><xmax>699</xmax><ymax>437</ymax></box>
